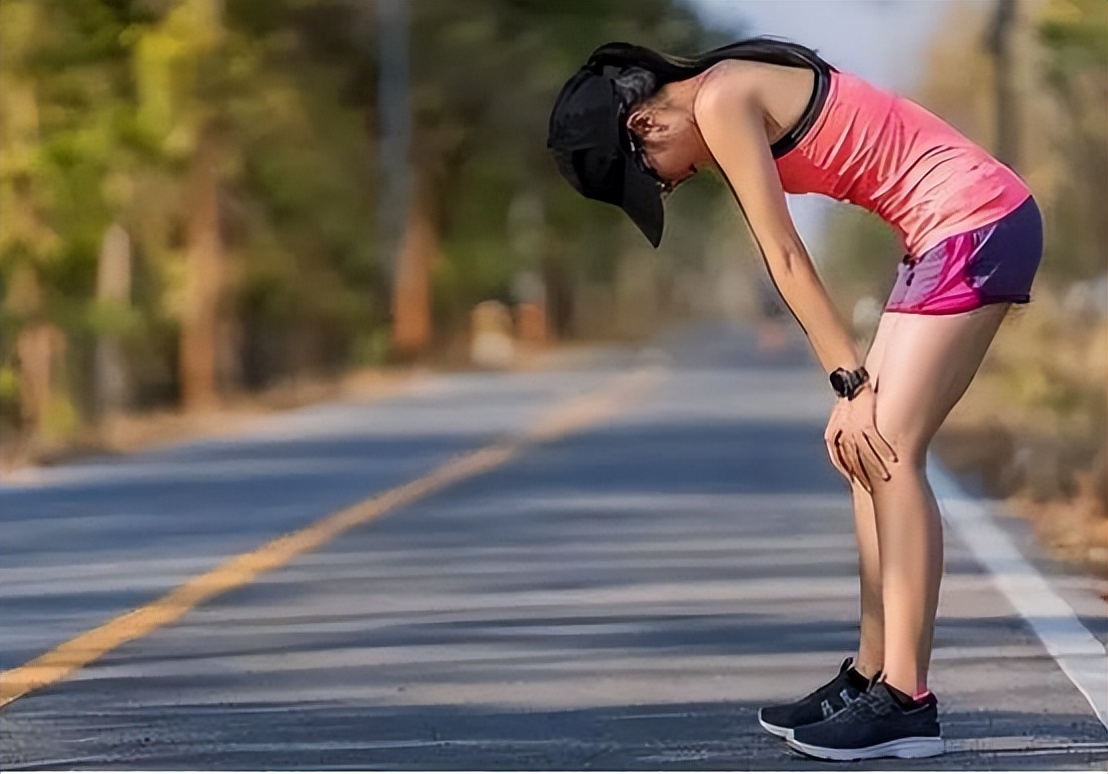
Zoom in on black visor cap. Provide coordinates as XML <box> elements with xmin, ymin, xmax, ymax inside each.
<box><xmin>547</xmin><ymin>68</ymin><xmax>665</xmax><ymax>247</ymax></box>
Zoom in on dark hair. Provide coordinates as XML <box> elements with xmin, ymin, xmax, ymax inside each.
<box><xmin>590</xmin><ymin>37</ymin><xmax>836</xmax><ymax>107</ymax></box>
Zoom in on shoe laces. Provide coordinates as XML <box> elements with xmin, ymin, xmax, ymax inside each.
<box><xmin>828</xmin><ymin>690</ymin><xmax>890</xmax><ymax>725</ymax></box>
<box><xmin>824</xmin><ymin>672</ymin><xmax>893</xmax><ymax>725</ymax></box>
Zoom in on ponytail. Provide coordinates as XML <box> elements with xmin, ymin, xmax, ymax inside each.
<box><xmin>586</xmin><ymin>37</ymin><xmax>835</xmax><ymax>101</ymax></box>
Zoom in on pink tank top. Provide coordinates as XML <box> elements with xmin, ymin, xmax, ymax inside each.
<box><xmin>774</xmin><ymin>70</ymin><xmax>1031</xmax><ymax>257</ymax></box>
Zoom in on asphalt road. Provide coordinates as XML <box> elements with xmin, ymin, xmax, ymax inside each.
<box><xmin>2</xmin><ymin>323</ymin><xmax>1106</xmax><ymax>770</ymax></box>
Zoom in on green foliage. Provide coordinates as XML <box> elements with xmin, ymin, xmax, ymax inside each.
<box><xmin>0</xmin><ymin>0</ymin><xmax>129</xmax><ymax>288</ymax></box>
<box><xmin>1037</xmin><ymin>0</ymin><xmax>1108</xmax><ymax>282</ymax></box>
<box><xmin>0</xmin><ymin>0</ymin><xmax>731</xmax><ymax>443</ymax></box>
<box><xmin>1039</xmin><ymin>0</ymin><xmax>1108</xmax><ymax>74</ymax></box>
<box><xmin>87</xmin><ymin>298</ymin><xmax>142</xmax><ymax>336</ymax></box>
<box><xmin>0</xmin><ymin>366</ymin><xmax>18</xmax><ymax>404</ymax></box>
<box><xmin>398</xmin><ymin>0</ymin><xmax>728</xmax><ymax>333</ymax></box>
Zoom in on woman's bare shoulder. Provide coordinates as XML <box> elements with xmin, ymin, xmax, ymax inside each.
<box><xmin>699</xmin><ymin>59</ymin><xmax>761</xmax><ymax>90</ymax></box>
<box><xmin>694</xmin><ymin>61</ymin><xmax>760</xmax><ymax>116</ymax></box>
<box><xmin>696</xmin><ymin>60</ymin><xmax>814</xmax><ymax>136</ymax></box>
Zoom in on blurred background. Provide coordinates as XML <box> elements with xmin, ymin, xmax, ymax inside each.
<box><xmin>0</xmin><ymin>0</ymin><xmax>1104</xmax><ymax>567</ymax></box>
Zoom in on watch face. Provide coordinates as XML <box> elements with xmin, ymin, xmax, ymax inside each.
<box><xmin>830</xmin><ymin>370</ymin><xmax>847</xmax><ymax>394</ymax></box>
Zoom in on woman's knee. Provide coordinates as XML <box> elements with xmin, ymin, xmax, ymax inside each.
<box><xmin>871</xmin><ymin>405</ymin><xmax>930</xmax><ymax>475</ymax></box>
<box><xmin>877</xmin><ymin>447</ymin><xmax>927</xmax><ymax>484</ymax></box>
<box><xmin>865</xmin><ymin>307</ymin><xmax>1009</xmax><ymax>474</ymax></box>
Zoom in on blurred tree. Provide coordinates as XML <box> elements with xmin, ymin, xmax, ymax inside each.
<box><xmin>986</xmin><ymin>0</ymin><xmax>1020</xmax><ymax>169</ymax></box>
<box><xmin>368</xmin><ymin>0</ymin><xmax>727</xmax><ymax>355</ymax></box>
<box><xmin>130</xmin><ymin>0</ymin><xmax>384</xmax><ymax>400</ymax></box>
<box><xmin>132</xmin><ymin>0</ymin><xmax>232</xmax><ymax>410</ymax></box>
<box><xmin>0</xmin><ymin>0</ymin><xmax>141</xmax><ymax>444</ymax></box>
<box><xmin>0</xmin><ymin>0</ymin><xmax>732</xmax><ymax>458</ymax></box>
<box><xmin>1036</xmin><ymin>0</ymin><xmax>1107</xmax><ymax>281</ymax></box>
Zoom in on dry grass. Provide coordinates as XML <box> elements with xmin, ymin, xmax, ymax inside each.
<box><xmin>935</xmin><ymin>289</ymin><xmax>1108</xmax><ymax>572</ymax></box>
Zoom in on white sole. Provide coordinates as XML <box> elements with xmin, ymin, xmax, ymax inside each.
<box><xmin>787</xmin><ymin>734</ymin><xmax>945</xmax><ymax>761</ymax></box>
<box><xmin>757</xmin><ymin>713</ymin><xmax>793</xmax><ymax>739</ymax></box>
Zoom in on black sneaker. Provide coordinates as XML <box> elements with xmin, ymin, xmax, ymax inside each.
<box><xmin>787</xmin><ymin>679</ymin><xmax>944</xmax><ymax>761</ymax></box>
<box><xmin>757</xmin><ymin>658</ymin><xmax>871</xmax><ymax>738</ymax></box>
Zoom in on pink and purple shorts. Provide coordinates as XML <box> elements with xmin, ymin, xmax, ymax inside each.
<box><xmin>884</xmin><ymin>195</ymin><xmax>1043</xmax><ymax>315</ymax></box>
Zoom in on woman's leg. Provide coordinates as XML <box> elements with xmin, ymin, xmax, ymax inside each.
<box><xmin>851</xmin><ymin>479</ymin><xmax>883</xmax><ymax>679</ymax></box>
<box><xmin>851</xmin><ymin>313</ymin><xmax>898</xmax><ymax>680</ymax></box>
<box><xmin>864</xmin><ymin>303</ymin><xmax>1011</xmax><ymax>697</ymax></box>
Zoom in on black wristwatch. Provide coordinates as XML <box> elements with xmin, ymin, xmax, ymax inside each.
<box><xmin>829</xmin><ymin>366</ymin><xmax>870</xmax><ymax>400</ymax></box>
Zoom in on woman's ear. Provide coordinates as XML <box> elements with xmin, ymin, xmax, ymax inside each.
<box><xmin>627</xmin><ymin>108</ymin><xmax>654</xmax><ymax>137</ymax></box>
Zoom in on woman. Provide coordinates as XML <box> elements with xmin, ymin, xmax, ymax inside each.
<box><xmin>546</xmin><ymin>38</ymin><xmax>1042</xmax><ymax>762</ymax></box>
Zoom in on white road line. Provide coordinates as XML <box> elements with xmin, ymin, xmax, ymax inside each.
<box><xmin>929</xmin><ymin>452</ymin><xmax>1108</xmax><ymax>729</ymax></box>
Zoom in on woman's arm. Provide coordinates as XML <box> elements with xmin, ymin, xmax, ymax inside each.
<box><xmin>694</xmin><ymin>74</ymin><xmax>861</xmax><ymax>375</ymax></box>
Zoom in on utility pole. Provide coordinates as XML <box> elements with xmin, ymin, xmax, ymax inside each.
<box><xmin>986</xmin><ymin>0</ymin><xmax>1020</xmax><ymax>170</ymax></box>
<box><xmin>376</xmin><ymin>0</ymin><xmax>411</xmax><ymax>295</ymax></box>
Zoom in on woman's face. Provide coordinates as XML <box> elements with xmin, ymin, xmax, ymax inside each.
<box><xmin>627</xmin><ymin>102</ymin><xmax>703</xmax><ymax>191</ymax></box>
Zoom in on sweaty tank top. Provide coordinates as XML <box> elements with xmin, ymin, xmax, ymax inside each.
<box><xmin>773</xmin><ymin>69</ymin><xmax>1031</xmax><ymax>257</ymax></box>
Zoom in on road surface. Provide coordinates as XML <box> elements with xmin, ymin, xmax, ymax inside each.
<box><xmin>2</xmin><ymin>323</ymin><xmax>1106</xmax><ymax>770</ymax></box>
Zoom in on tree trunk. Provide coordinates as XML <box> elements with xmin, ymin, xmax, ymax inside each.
<box><xmin>390</xmin><ymin>134</ymin><xmax>464</xmax><ymax>357</ymax></box>
<box><xmin>15</xmin><ymin>324</ymin><xmax>64</xmax><ymax>445</ymax></box>
<box><xmin>986</xmin><ymin>0</ymin><xmax>1020</xmax><ymax>169</ymax></box>
<box><xmin>390</xmin><ymin>163</ymin><xmax>439</xmax><ymax>356</ymax></box>
<box><xmin>179</xmin><ymin>127</ymin><xmax>223</xmax><ymax>410</ymax></box>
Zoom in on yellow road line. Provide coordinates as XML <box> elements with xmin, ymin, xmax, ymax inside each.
<box><xmin>0</xmin><ymin>366</ymin><xmax>665</xmax><ymax>709</ymax></box>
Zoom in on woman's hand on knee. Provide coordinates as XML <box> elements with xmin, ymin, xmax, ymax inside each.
<box><xmin>824</xmin><ymin>385</ymin><xmax>898</xmax><ymax>494</ymax></box>
<box><xmin>824</xmin><ymin>399</ymin><xmax>854</xmax><ymax>483</ymax></box>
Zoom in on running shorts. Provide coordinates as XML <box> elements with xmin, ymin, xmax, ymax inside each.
<box><xmin>884</xmin><ymin>195</ymin><xmax>1043</xmax><ymax>315</ymax></box>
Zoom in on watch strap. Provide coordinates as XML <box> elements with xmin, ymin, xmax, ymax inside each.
<box><xmin>831</xmin><ymin>366</ymin><xmax>869</xmax><ymax>399</ymax></box>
